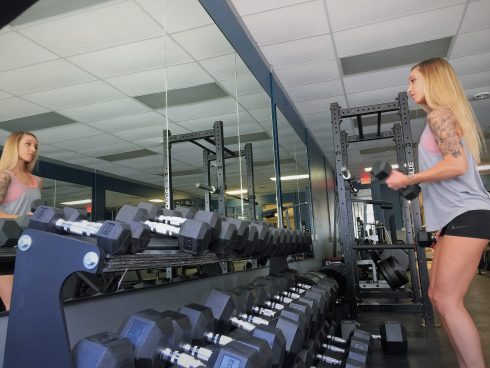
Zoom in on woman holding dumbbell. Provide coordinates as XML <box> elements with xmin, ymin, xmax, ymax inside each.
<box><xmin>386</xmin><ymin>58</ymin><xmax>490</xmax><ymax>368</ymax></box>
<box><xmin>0</xmin><ymin>131</ymin><xmax>42</xmax><ymax>311</ymax></box>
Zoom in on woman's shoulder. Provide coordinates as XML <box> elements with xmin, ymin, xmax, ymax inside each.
<box><xmin>30</xmin><ymin>174</ymin><xmax>42</xmax><ymax>189</ymax></box>
<box><xmin>427</xmin><ymin>106</ymin><xmax>454</xmax><ymax>121</ymax></box>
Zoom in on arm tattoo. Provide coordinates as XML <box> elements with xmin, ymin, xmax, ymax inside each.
<box><xmin>427</xmin><ymin>108</ymin><xmax>463</xmax><ymax>158</ymax></box>
<box><xmin>0</xmin><ymin>172</ymin><xmax>11</xmax><ymax>204</ymax></box>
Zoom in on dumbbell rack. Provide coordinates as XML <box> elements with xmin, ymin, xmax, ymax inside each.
<box><xmin>330</xmin><ymin>92</ymin><xmax>434</xmax><ymax>327</ymax></box>
<box><xmin>3</xmin><ymin>229</ymin><xmax>292</xmax><ymax>367</ymax></box>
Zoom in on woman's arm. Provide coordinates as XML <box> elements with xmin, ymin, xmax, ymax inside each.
<box><xmin>0</xmin><ymin>173</ymin><xmax>16</xmax><ymax>219</ymax></box>
<box><xmin>387</xmin><ymin>108</ymin><xmax>467</xmax><ymax>189</ymax></box>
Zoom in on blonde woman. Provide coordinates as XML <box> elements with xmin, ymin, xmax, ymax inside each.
<box><xmin>0</xmin><ymin>131</ymin><xmax>42</xmax><ymax>311</ymax></box>
<box><xmin>386</xmin><ymin>58</ymin><xmax>490</xmax><ymax>368</ymax></box>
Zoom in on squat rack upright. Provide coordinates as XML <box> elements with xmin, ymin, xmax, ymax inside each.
<box><xmin>162</xmin><ymin>120</ymin><xmax>257</xmax><ymax>220</ymax></box>
<box><xmin>330</xmin><ymin>92</ymin><xmax>434</xmax><ymax>326</ymax></box>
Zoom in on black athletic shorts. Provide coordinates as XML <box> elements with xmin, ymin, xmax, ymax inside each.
<box><xmin>439</xmin><ymin>209</ymin><xmax>490</xmax><ymax>240</ymax></box>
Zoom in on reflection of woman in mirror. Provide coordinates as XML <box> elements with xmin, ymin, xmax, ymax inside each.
<box><xmin>0</xmin><ymin>131</ymin><xmax>42</xmax><ymax>311</ymax></box>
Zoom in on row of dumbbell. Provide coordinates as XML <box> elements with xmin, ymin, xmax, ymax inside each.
<box><xmin>73</xmin><ymin>270</ymin><xmax>340</xmax><ymax>368</ymax></box>
<box><xmin>27</xmin><ymin>203</ymin><xmax>312</xmax><ymax>258</ymax></box>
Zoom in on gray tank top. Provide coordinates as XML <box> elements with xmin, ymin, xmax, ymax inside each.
<box><xmin>0</xmin><ymin>171</ymin><xmax>41</xmax><ymax>216</ymax></box>
<box><xmin>418</xmin><ymin>123</ymin><xmax>490</xmax><ymax>231</ymax></box>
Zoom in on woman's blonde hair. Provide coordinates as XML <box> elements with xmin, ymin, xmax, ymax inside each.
<box><xmin>412</xmin><ymin>58</ymin><xmax>485</xmax><ymax>163</ymax></box>
<box><xmin>0</xmin><ymin>131</ymin><xmax>39</xmax><ymax>173</ymax></box>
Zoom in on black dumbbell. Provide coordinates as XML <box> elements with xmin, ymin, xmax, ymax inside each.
<box><xmin>29</xmin><ymin>206</ymin><xmax>141</xmax><ymax>255</ymax></box>
<box><xmin>177</xmin><ymin>301</ymin><xmax>273</xmax><ymax>368</ymax></box>
<box><xmin>370</xmin><ymin>161</ymin><xmax>421</xmax><ymax>200</ymax></box>
<box><xmin>340</xmin><ymin>320</ymin><xmax>407</xmax><ymax>356</ymax></box>
<box><xmin>183</xmin><ymin>289</ymin><xmax>285</xmax><ymax>368</ymax></box>
<box><xmin>116</xmin><ymin>205</ymin><xmax>211</xmax><ymax>255</ymax></box>
<box><xmin>208</xmin><ymin>217</ymin><xmax>238</xmax><ymax>256</ymax></box>
<box><xmin>137</xmin><ymin>202</ymin><xmax>221</xmax><ymax>242</ymax></box>
<box><xmin>72</xmin><ymin>331</ymin><xmax>135</xmax><ymax>368</ymax></box>
<box><xmin>417</xmin><ymin>229</ymin><xmax>437</xmax><ymax>247</ymax></box>
<box><xmin>118</xmin><ymin>308</ymin><xmax>264</xmax><ymax>368</ymax></box>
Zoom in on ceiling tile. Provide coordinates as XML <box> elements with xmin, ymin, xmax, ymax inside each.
<box><xmin>333</xmin><ymin>5</ymin><xmax>465</xmax><ymax>57</ymax></box>
<box><xmin>67</xmin><ymin>37</ymin><xmax>192</xmax><ymax>79</ymax></box>
<box><xmin>87</xmin><ymin>111</ymin><xmax>166</xmax><ymax>132</ymax></box>
<box><xmin>326</xmin><ymin>0</ymin><xmax>465</xmax><ymax>32</ymax></box>
<box><xmin>112</xmin><ymin>125</ymin><xmax>170</xmax><ymax>141</ymax></box>
<box><xmin>261</xmin><ymin>34</ymin><xmax>335</xmax><ymax>68</ymax></box>
<box><xmin>0</xmin><ymin>26</ymin><xmax>13</xmax><ymax>34</ymax></box>
<box><xmin>172</xmin><ymin>25</ymin><xmax>234</xmax><ymax>60</ymax></box>
<box><xmin>135</xmin><ymin>0</ymin><xmax>213</xmax><ymax>33</ymax></box>
<box><xmin>0</xmin><ymin>97</ymin><xmax>48</xmax><ymax>122</ymax></box>
<box><xmin>295</xmin><ymin>95</ymin><xmax>346</xmax><ymax>115</ymax></box>
<box><xmin>343</xmin><ymin>65</ymin><xmax>411</xmax><ymax>94</ymax></box>
<box><xmin>347</xmin><ymin>84</ymin><xmax>406</xmax><ymax>107</ymax></box>
<box><xmin>460</xmin><ymin>71</ymin><xmax>490</xmax><ymax>90</ymax></box>
<box><xmin>219</xmin><ymin>75</ymin><xmax>264</xmax><ymax>96</ymax></box>
<box><xmin>0</xmin><ymin>59</ymin><xmax>95</xmax><ymax>95</ymax></box>
<box><xmin>286</xmin><ymin>79</ymin><xmax>343</xmax><ymax>102</ymax></box>
<box><xmin>302</xmin><ymin>111</ymin><xmax>330</xmax><ymax>127</ymax></box>
<box><xmin>33</xmin><ymin>123</ymin><xmax>103</xmax><ymax>143</ymax></box>
<box><xmin>199</xmin><ymin>53</ymin><xmax>251</xmax><ymax>81</ymax></box>
<box><xmin>451</xmin><ymin>28</ymin><xmax>490</xmax><ymax>57</ymax></box>
<box><xmin>18</xmin><ymin>1</ymin><xmax>163</xmax><ymax>57</ymax></box>
<box><xmin>248</xmin><ymin>108</ymin><xmax>273</xmax><ymax>122</ymax></box>
<box><xmin>166</xmin><ymin>97</ymin><xmax>240</xmax><ymax>122</ymax></box>
<box><xmin>59</xmin><ymin>98</ymin><xmax>150</xmax><ymax>123</ymax></box>
<box><xmin>450</xmin><ymin>52</ymin><xmax>490</xmax><ymax>76</ymax></box>
<box><xmin>106</xmin><ymin>62</ymin><xmax>213</xmax><ymax>96</ymax></box>
<box><xmin>459</xmin><ymin>0</ymin><xmax>490</xmax><ymax>33</ymax></box>
<box><xmin>242</xmin><ymin>1</ymin><xmax>329</xmax><ymax>46</ymax></box>
<box><xmin>53</xmin><ymin>133</ymin><xmax>126</xmax><ymax>151</ymax></box>
<box><xmin>23</xmin><ymin>81</ymin><xmax>124</xmax><ymax>110</ymax></box>
<box><xmin>0</xmin><ymin>31</ymin><xmax>57</xmax><ymax>71</ymax></box>
<box><xmin>223</xmin><ymin>122</ymin><xmax>264</xmax><ymax>136</ymax></box>
<box><xmin>230</xmin><ymin>0</ymin><xmax>311</xmax><ymax>15</ymax></box>
<box><xmin>238</xmin><ymin>92</ymin><xmax>270</xmax><ymax>110</ymax></box>
<box><xmin>78</xmin><ymin>142</ymin><xmax>142</xmax><ymax>158</ymax></box>
<box><xmin>0</xmin><ymin>90</ymin><xmax>12</xmax><ymax>99</ymax></box>
<box><xmin>274</xmin><ymin>60</ymin><xmax>340</xmax><ymax>87</ymax></box>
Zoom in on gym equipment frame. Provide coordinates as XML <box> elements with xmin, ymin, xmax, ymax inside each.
<box><xmin>330</xmin><ymin>92</ymin><xmax>434</xmax><ymax>327</ymax></box>
<box><xmin>162</xmin><ymin>121</ymin><xmax>257</xmax><ymax>219</ymax></box>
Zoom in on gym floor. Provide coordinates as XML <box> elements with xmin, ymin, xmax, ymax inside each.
<box><xmin>358</xmin><ymin>272</ymin><xmax>490</xmax><ymax>367</ymax></box>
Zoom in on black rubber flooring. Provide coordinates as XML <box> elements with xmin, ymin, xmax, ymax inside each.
<box><xmin>357</xmin><ymin>273</ymin><xmax>490</xmax><ymax>367</ymax></box>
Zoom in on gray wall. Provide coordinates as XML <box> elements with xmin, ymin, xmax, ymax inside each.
<box><xmin>308</xmin><ymin>143</ymin><xmax>331</xmax><ymax>258</ymax></box>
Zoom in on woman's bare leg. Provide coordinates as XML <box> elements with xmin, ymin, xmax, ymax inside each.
<box><xmin>0</xmin><ymin>275</ymin><xmax>13</xmax><ymax>311</ymax></box>
<box><xmin>431</xmin><ymin>236</ymin><xmax>488</xmax><ymax>368</ymax></box>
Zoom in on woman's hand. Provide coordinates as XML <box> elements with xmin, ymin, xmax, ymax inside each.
<box><xmin>385</xmin><ymin>170</ymin><xmax>409</xmax><ymax>190</ymax></box>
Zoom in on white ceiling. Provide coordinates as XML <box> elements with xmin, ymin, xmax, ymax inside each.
<box><xmin>2</xmin><ymin>0</ymin><xmax>488</xmax><ymax>205</ymax></box>
<box><xmin>0</xmin><ymin>0</ymin><xmax>310</xmax><ymax>204</ymax></box>
<box><xmin>231</xmin><ymin>0</ymin><xmax>490</xmax><ymax>176</ymax></box>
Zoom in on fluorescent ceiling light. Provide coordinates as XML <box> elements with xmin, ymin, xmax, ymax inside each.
<box><xmin>270</xmin><ymin>174</ymin><xmax>310</xmax><ymax>181</ymax></box>
<box><xmin>477</xmin><ymin>164</ymin><xmax>490</xmax><ymax>171</ymax></box>
<box><xmin>226</xmin><ymin>189</ymin><xmax>248</xmax><ymax>195</ymax></box>
<box><xmin>60</xmin><ymin>199</ymin><xmax>92</xmax><ymax>205</ymax></box>
<box><xmin>364</xmin><ymin>164</ymin><xmax>399</xmax><ymax>172</ymax></box>
<box><xmin>149</xmin><ymin>199</ymin><xmax>165</xmax><ymax>203</ymax></box>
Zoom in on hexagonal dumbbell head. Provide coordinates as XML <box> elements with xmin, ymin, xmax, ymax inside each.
<box><xmin>0</xmin><ymin>219</ymin><xmax>22</xmax><ymax>247</ymax></box>
<box><xmin>202</xmin><ymin>289</ymin><xmax>237</xmax><ymax>333</ymax></box>
<box><xmin>72</xmin><ymin>331</ymin><xmax>135</xmax><ymax>368</ymax></box>
<box><xmin>380</xmin><ymin>321</ymin><xmax>407</xmax><ymax>355</ymax></box>
<box><xmin>118</xmin><ymin>309</ymin><xmax>174</xmax><ymax>368</ymax></box>
<box><xmin>209</xmin><ymin>218</ymin><xmax>237</xmax><ymax>256</ymax></box>
<box><xmin>178</xmin><ymin>303</ymin><xmax>214</xmax><ymax>345</ymax></box>
<box><xmin>226</xmin><ymin>218</ymin><xmax>250</xmax><ymax>254</ymax></box>
<box><xmin>193</xmin><ymin>210</ymin><xmax>221</xmax><ymax>242</ymax></box>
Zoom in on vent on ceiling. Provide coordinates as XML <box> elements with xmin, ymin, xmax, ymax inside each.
<box><xmin>97</xmin><ymin>149</ymin><xmax>157</xmax><ymax>162</ymax></box>
<box><xmin>9</xmin><ymin>0</ymin><xmax>111</xmax><ymax>25</ymax></box>
<box><xmin>224</xmin><ymin>132</ymin><xmax>270</xmax><ymax>145</ymax></box>
<box><xmin>135</xmin><ymin>82</ymin><xmax>229</xmax><ymax>110</ymax></box>
<box><xmin>0</xmin><ymin>112</ymin><xmax>76</xmax><ymax>132</ymax></box>
<box><xmin>341</xmin><ymin>37</ymin><xmax>453</xmax><ymax>76</ymax></box>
